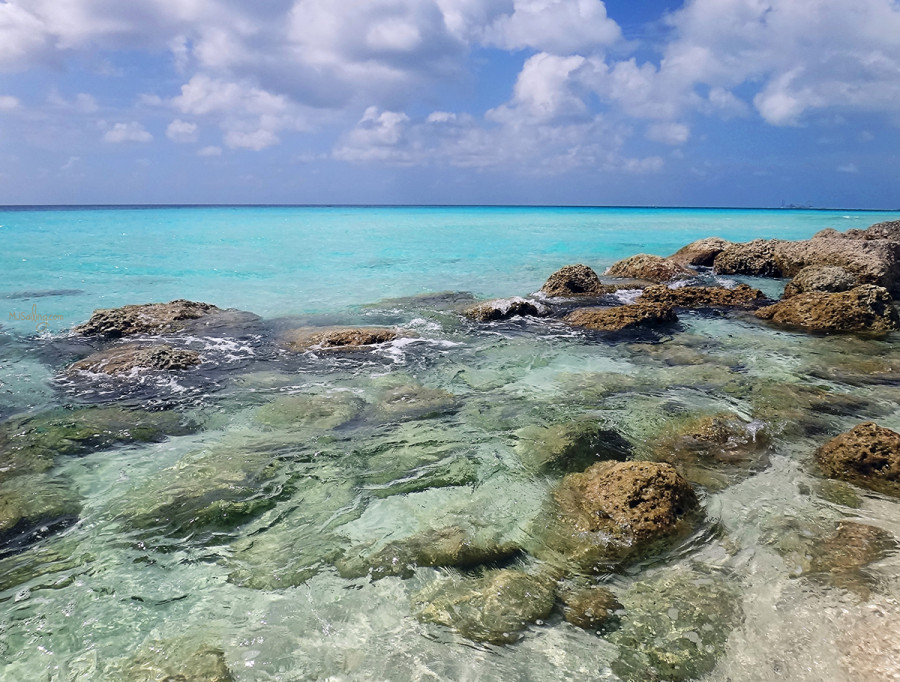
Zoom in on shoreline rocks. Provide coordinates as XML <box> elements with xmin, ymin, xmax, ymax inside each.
<box><xmin>464</xmin><ymin>297</ymin><xmax>549</xmax><ymax>322</ymax></box>
<box><xmin>540</xmin><ymin>264</ymin><xmax>607</xmax><ymax>297</ymax></box>
<box><xmin>755</xmin><ymin>284</ymin><xmax>900</xmax><ymax>334</ymax></box>
<box><xmin>782</xmin><ymin>265</ymin><xmax>860</xmax><ymax>298</ymax></box>
<box><xmin>281</xmin><ymin>326</ymin><xmax>405</xmax><ymax>351</ymax></box>
<box><xmin>637</xmin><ymin>283</ymin><xmax>767</xmax><ymax>309</ymax></box>
<box><xmin>606</xmin><ymin>254</ymin><xmax>695</xmax><ymax>283</ymax></box>
<box><xmin>74</xmin><ymin>299</ymin><xmax>223</xmax><ymax>337</ymax></box>
<box><xmin>668</xmin><ymin>237</ymin><xmax>731</xmax><ymax>267</ymax></box>
<box><xmin>565</xmin><ymin>303</ymin><xmax>677</xmax><ymax>332</ymax></box>
<box><xmin>64</xmin><ymin>344</ymin><xmax>201</xmax><ymax>375</ymax></box>
<box><xmin>815</xmin><ymin>422</ymin><xmax>900</xmax><ymax>496</ymax></box>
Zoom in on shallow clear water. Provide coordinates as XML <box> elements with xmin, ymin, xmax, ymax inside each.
<box><xmin>1</xmin><ymin>206</ymin><xmax>900</xmax><ymax>681</ymax></box>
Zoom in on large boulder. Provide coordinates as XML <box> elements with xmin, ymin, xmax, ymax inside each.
<box><xmin>606</xmin><ymin>254</ymin><xmax>695</xmax><ymax>283</ymax></box>
<box><xmin>281</xmin><ymin>326</ymin><xmax>404</xmax><ymax>352</ymax></box>
<box><xmin>564</xmin><ymin>303</ymin><xmax>677</xmax><ymax>332</ymax></box>
<box><xmin>845</xmin><ymin>219</ymin><xmax>900</xmax><ymax>241</ymax></box>
<box><xmin>536</xmin><ymin>461</ymin><xmax>699</xmax><ymax>569</ymax></box>
<box><xmin>64</xmin><ymin>344</ymin><xmax>201</xmax><ymax>375</ymax></box>
<box><xmin>782</xmin><ymin>265</ymin><xmax>860</xmax><ymax>298</ymax></box>
<box><xmin>755</xmin><ymin>285</ymin><xmax>900</xmax><ymax>334</ymax></box>
<box><xmin>464</xmin><ymin>297</ymin><xmax>549</xmax><ymax>322</ymax></box>
<box><xmin>412</xmin><ymin>569</ymin><xmax>555</xmax><ymax>644</ymax></box>
<box><xmin>815</xmin><ymin>421</ymin><xmax>900</xmax><ymax>496</ymax></box>
<box><xmin>540</xmin><ymin>264</ymin><xmax>608</xmax><ymax>297</ymax></box>
<box><xmin>73</xmin><ymin>299</ymin><xmax>222</xmax><ymax>337</ymax></box>
<box><xmin>668</xmin><ymin>237</ymin><xmax>731</xmax><ymax>267</ymax></box>
<box><xmin>638</xmin><ymin>283</ymin><xmax>766</xmax><ymax>309</ymax></box>
<box><xmin>713</xmin><ymin>239</ymin><xmax>782</xmax><ymax>277</ymax></box>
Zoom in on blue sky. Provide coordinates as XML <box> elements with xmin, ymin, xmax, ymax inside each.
<box><xmin>1</xmin><ymin>0</ymin><xmax>899</xmax><ymax>208</ymax></box>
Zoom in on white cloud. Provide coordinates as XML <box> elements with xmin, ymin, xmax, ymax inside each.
<box><xmin>837</xmin><ymin>163</ymin><xmax>859</xmax><ymax>174</ymax></box>
<box><xmin>103</xmin><ymin>121</ymin><xmax>152</xmax><ymax>143</ymax></box>
<box><xmin>166</xmin><ymin>119</ymin><xmax>198</xmax><ymax>142</ymax></box>
<box><xmin>647</xmin><ymin>122</ymin><xmax>690</xmax><ymax>145</ymax></box>
<box><xmin>224</xmin><ymin>128</ymin><xmax>279</xmax><ymax>151</ymax></box>
<box><xmin>0</xmin><ymin>95</ymin><xmax>20</xmax><ymax>110</ymax></box>
<box><xmin>488</xmin><ymin>53</ymin><xmax>589</xmax><ymax>123</ymax></box>
<box><xmin>48</xmin><ymin>91</ymin><xmax>98</xmax><ymax>113</ymax></box>
<box><xmin>198</xmin><ymin>145</ymin><xmax>222</xmax><ymax>156</ymax></box>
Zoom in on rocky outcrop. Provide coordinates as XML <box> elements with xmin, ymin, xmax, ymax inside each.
<box><xmin>845</xmin><ymin>219</ymin><xmax>900</xmax><ymax>241</ymax></box>
<box><xmin>606</xmin><ymin>254</ymin><xmax>695</xmax><ymax>283</ymax></box>
<box><xmin>782</xmin><ymin>265</ymin><xmax>860</xmax><ymax>298</ymax></box>
<box><xmin>540</xmin><ymin>264</ymin><xmax>608</xmax><ymax>297</ymax></box>
<box><xmin>413</xmin><ymin>569</ymin><xmax>555</xmax><ymax>644</ymax></box>
<box><xmin>464</xmin><ymin>297</ymin><xmax>549</xmax><ymax>322</ymax></box>
<box><xmin>755</xmin><ymin>285</ymin><xmax>900</xmax><ymax>334</ymax></box>
<box><xmin>74</xmin><ymin>299</ymin><xmax>222</xmax><ymax>337</ymax></box>
<box><xmin>560</xmin><ymin>586</ymin><xmax>622</xmax><ymax>630</ymax></box>
<box><xmin>713</xmin><ymin>239</ymin><xmax>782</xmax><ymax>277</ymax></box>
<box><xmin>514</xmin><ymin>420</ymin><xmax>631</xmax><ymax>474</ymax></box>
<box><xmin>281</xmin><ymin>326</ymin><xmax>403</xmax><ymax>351</ymax></box>
<box><xmin>537</xmin><ymin>461</ymin><xmax>699</xmax><ymax>568</ymax></box>
<box><xmin>668</xmin><ymin>237</ymin><xmax>731</xmax><ymax>267</ymax></box>
<box><xmin>564</xmin><ymin>303</ymin><xmax>677</xmax><ymax>332</ymax></box>
<box><xmin>638</xmin><ymin>283</ymin><xmax>766</xmax><ymax>309</ymax></box>
<box><xmin>65</xmin><ymin>344</ymin><xmax>201</xmax><ymax>375</ymax></box>
<box><xmin>815</xmin><ymin>422</ymin><xmax>900</xmax><ymax>495</ymax></box>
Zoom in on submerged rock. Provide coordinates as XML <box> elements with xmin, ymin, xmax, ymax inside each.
<box><xmin>0</xmin><ymin>476</ymin><xmax>81</xmax><ymax>555</ymax></box>
<box><xmin>606</xmin><ymin>254</ymin><xmax>695</xmax><ymax>283</ymax></box>
<box><xmin>412</xmin><ymin>568</ymin><xmax>555</xmax><ymax>644</ymax></box>
<box><xmin>0</xmin><ymin>406</ymin><xmax>197</xmax><ymax>483</ymax></box>
<box><xmin>806</xmin><ymin>521</ymin><xmax>897</xmax><ymax>596</ymax></box>
<box><xmin>668</xmin><ymin>237</ymin><xmax>731</xmax><ymax>267</ymax></box>
<box><xmin>119</xmin><ymin>637</ymin><xmax>233</xmax><ymax>682</ymax></box>
<box><xmin>514</xmin><ymin>420</ymin><xmax>631</xmax><ymax>474</ymax></box>
<box><xmin>540</xmin><ymin>264</ymin><xmax>607</xmax><ymax>298</ymax></box>
<box><xmin>254</xmin><ymin>391</ymin><xmax>364</xmax><ymax>430</ymax></box>
<box><xmin>782</xmin><ymin>265</ymin><xmax>860</xmax><ymax>298</ymax></box>
<box><xmin>638</xmin><ymin>283</ymin><xmax>766</xmax><ymax>309</ymax></box>
<box><xmin>815</xmin><ymin>421</ymin><xmax>900</xmax><ymax>496</ymax></box>
<box><xmin>64</xmin><ymin>344</ymin><xmax>201</xmax><ymax>375</ymax></box>
<box><xmin>73</xmin><ymin>299</ymin><xmax>222</xmax><ymax>337</ymax></box>
<box><xmin>609</xmin><ymin>568</ymin><xmax>742</xmax><ymax>682</ymax></box>
<box><xmin>650</xmin><ymin>413</ymin><xmax>770</xmax><ymax>490</ymax></box>
<box><xmin>535</xmin><ymin>461</ymin><xmax>699</xmax><ymax>569</ymax></box>
<box><xmin>281</xmin><ymin>326</ymin><xmax>403</xmax><ymax>351</ymax></box>
<box><xmin>374</xmin><ymin>382</ymin><xmax>459</xmax><ymax>422</ymax></box>
<box><xmin>336</xmin><ymin>526</ymin><xmax>520</xmax><ymax>580</ymax></box>
<box><xmin>464</xmin><ymin>297</ymin><xmax>549</xmax><ymax>322</ymax></box>
<box><xmin>755</xmin><ymin>285</ymin><xmax>900</xmax><ymax>334</ymax></box>
<box><xmin>564</xmin><ymin>303</ymin><xmax>677</xmax><ymax>332</ymax></box>
<box><xmin>559</xmin><ymin>585</ymin><xmax>622</xmax><ymax>630</ymax></box>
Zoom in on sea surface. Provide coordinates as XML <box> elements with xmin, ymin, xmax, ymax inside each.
<box><xmin>2</xmin><ymin>206</ymin><xmax>900</xmax><ymax>681</ymax></box>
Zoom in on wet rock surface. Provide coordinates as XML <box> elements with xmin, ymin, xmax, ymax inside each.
<box><xmin>0</xmin><ymin>476</ymin><xmax>81</xmax><ymax>556</ymax></box>
<box><xmin>536</xmin><ymin>461</ymin><xmax>700</xmax><ymax>568</ymax></box>
<box><xmin>119</xmin><ymin>637</ymin><xmax>234</xmax><ymax>682</ymax></box>
<box><xmin>606</xmin><ymin>254</ymin><xmax>695</xmax><ymax>283</ymax></box>
<box><xmin>559</xmin><ymin>585</ymin><xmax>622</xmax><ymax>630</ymax></box>
<box><xmin>374</xmin><ymin>381</ymin><xmax>460</xmax><ymax>422</ymax></box>
<box><xmin>540</xmin><ymin>264</ymin><xmax>607</xmax><ymax>297</ymax></box>
<box><xmin>564</xmin><ymin>303</ymin><xmax>677</xmax><ymax>332</ymax></box>
<box><xmin>281</xmin><ymin>326</ymin><xmax>403</xmax><ymax>351</ymax></box>
<box><xmin>783</xmin><ymin>265</ymin><xmax>860</xmax><ymax>298</ymax></box>
<box><xmin>463</xmin><ymin>297</ymin><xmax>549</xmax><ymax>321</ymax></box>
<box><xmin>638</xmin><ymin>283</ymin><xmax>767</xmax><ymax>309</ymax></box>
<box><xmin>514</xmin><ymin>419</ymin><xmax>631</xmax><ymax>474</ymax></box>
<box><xmin>65</xmin><ymin>343</ymin><xmax>201</xmax><ymax>375</ymax></box>
<box><xmin>668</xmin><ymin>237</ymin><xmax>731</xmax><ymax>267</ymax></box>
<box><xmin>806</xmin><ymin>521</ymin><xmax>897</xmax><ymax>596</ymax></box>
<box><xmin>815</xmin><ymin>421</ymin><xmax>900</xmax><ymax>495</ymax></box>
<box><xmin>412</xmin><ymin>568</ymin><xmax>555</xmax><ymax>644</ymax></box>
<box><xmin>73</xmin><ymin>299</ymin><xmax>223</xmax><ymax>337</ymax></box>
<box><xmin>254</xmin><ymin>391</ymin><xmax>364</xmax><ymax>430</ymax></box>
<box><xmin>755</xmin><ymin>285</ymin><xmax>900</xmax><ymax>334</ymax></box>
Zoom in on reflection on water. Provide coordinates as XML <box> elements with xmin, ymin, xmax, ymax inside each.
<box><xmin>1</xmin><ymin>286</ymin><xmax>900</xmax><ymax>681</ymax></box>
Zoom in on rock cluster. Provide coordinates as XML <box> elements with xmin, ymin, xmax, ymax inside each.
<box><xmin>74</xmin><ymin>299</ymin><xmax>222</xmax><ymax>336</ymax></box>
<box><xmin>463</xmin><ymin>297</ymin><xmax>548</xmax><ymax>321</ymax></box>
<box><xmin>65</xmin><ymin>344</ymin><xmax>201</xmax><ymax>375</ymax></box>
<box><xmin>755</xmin><ymin>285</ymin><xmax>899</xmax><ymax>334</ymax></box>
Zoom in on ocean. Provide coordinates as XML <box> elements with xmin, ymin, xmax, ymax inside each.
<box><xmin>1</xmin><ymin>205</ymin><xmax>900</xmax><ymax>681</ymax></box>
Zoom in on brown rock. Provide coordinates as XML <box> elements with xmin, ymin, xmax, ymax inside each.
<box><xmin>845</xmin><ymin>219</ymin><xmax>900</xmax><ymax>241</ymax></box>
<box><xmin>73</xmin><ymin>299</ymin><xmax>222</xmax><ymax>337</ymax></box>
<box><xmin>638</xmin><ymin>283</ymin><xmax>766</xmax><ymax>309</ymax></box>
<box><xmin>538</xmin><ymin>461</ymin><xmax>699</xmax><ymax>567</ymax></box>
<box><xmin>811</xmin><ymin>228</ymin><xmax>845</xmax><ymax>239</ymax></box>
<box><xmin>65</xmin><ymin>344</ymin><xmax>201</xmax><ymax>375</ymax></box>
<box><xmin>668</xmin><ymin>237</ymin><xmax>731</xmax><ymax>267</ymax></box>
<box><xmin>782</xmin><ymin>265</ymin><xmax>860</xmax><ymax>298</ymax></box>
<box><xmin>540</xmin><ymin>264</ymin><xmax>607</xmax><ymax>297</ymax></box>
<box><xmin>755</xmin><ymin>285</ymin><xmax>900</xmax><ymax>334</ymax></box>
<box><xmin>560</xmin><ymin>586</ymin><xmax>622</xmax><ymax>630</ymax></box>
<box><xmin>774</xmin><ymin>239</ymin><xmax>900</xmax><ymax>290</ymax></box>
<box><xmin>713</xmin><ymin>239</ymin><xmax>783</xmax><ymax>277</ymax></box>
<box><xmin>281</xmin><ymin>326</ymin><xmax>403</xmax><ymax>351</ymax></box>
<box><xmin>565</xmin><ymin>303</ymin><xmax>677</xmax><ymax>332</ymax></box>
<box><xmin>464</xmin><ymin>297</ymin><xmax>549</xmax><ymax>322</ymax></box>
<box><xmin>815</xmin><ymin>421</ymin><xmax>900</xmax><ymax>495</ymax></box>
<box><xmin>606</xmin><ymin>254</ymin><xmax>695</xmax><ymax>283</ymax></box>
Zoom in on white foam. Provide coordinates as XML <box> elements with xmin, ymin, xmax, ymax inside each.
<box><xmin>613</xmin><ymin>288</ymin><xmax>643</xmax><ymax>304</ymax></box>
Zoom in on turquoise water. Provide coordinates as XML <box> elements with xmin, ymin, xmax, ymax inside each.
<box><xmin>2</xmin><ymin>206</ymin><xmax>900</xmax><ymax>681</ymax></box>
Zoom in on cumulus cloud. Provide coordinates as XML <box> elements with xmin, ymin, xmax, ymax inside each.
<box><xmin>0</xmin><ymin>95</ymin><xmax>20</xmax><ymax>110</ymax></box>
<box><xmin>103</xmin><ymin>121</ymin><xmax>152</xmax><ymax>143</ymax></box>
<box><xmin>166</xmin><ymin>119</ymin><xmax>198</xmax><ymax>143</ymax></box>
<box><xmin>647</xmin><ymin>122</ymin><xmax>690</xmax><ymax>145</ymax></box>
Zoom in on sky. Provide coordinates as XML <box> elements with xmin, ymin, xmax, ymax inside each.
<box><xmin>1</xmin><ymin>0</ymin><xmax>900</xmax><ymax>208</ymax></box>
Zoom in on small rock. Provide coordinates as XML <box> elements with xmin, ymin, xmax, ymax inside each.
<box><xmin>807</xmin><ymin>521</ymin><xmax>897</xmax><ymax>595</ymax></box>
<box><xmin>815</xmin><ymin>421</ymin><xmax>900</xmax><ymax>496</ymax></box>
<box><xmin>413</xmin><ymin>569</ymin><xmax>555</xmax><ymax>644</ymax></box>
<box><xmin>638</xmin><ymin>283</ymin><xmax>766</xmax><ymax>309</ymax></box>
<box><xmin>281</xmin><ymin>326</ymin><xmax>403</xmax><ymax>351</ymax></box>
<box><xmin>464</xmin><ymin>297</ymin><xmax>549</xmax><ymax>322</ymax></box>
<box><xmin>65</xmin><ymin>344</ymin><xmax>201</xmax><ymax>375</ymax></box>
<box><xmin>668</xmin><ymin>237</ymin><xmax>731</xmax><ymax>267</ymax></box>
<box><xmin>560</xmin><ymin>586</ymin><xmax>622</xmax><ymax>630</ymax></box>
<box><xmin>755</xmin><ymin>284</ymin><xmax>900</xmax><ymax>334</ymax></box>
<box><xmin>564</xmin><ymin>303</ymin><xmax>677</xmax><ymax>332</ymax></box>
<box><xmin>782</xmin><ymin>265</ymin><xmax>860</xmax><ymax>298</ymax></box>
<box><xmin>540</xmin><ymin>264</ymin><xmax>608</xmax><ymax>297</ymax></box>
<box><xmin>606</xmin><ymin>254</ymin><xmax>695</xmax><ymax>283</ymax></box>
<box><xmin>74</xmin><ymin>299</ymin><xmax>222</xmax><ymax>337</ymax></box>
